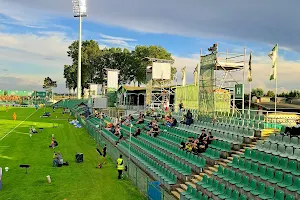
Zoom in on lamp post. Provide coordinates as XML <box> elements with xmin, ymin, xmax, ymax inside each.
<box><xmin>72</xmin><ymin>0</ymin><xmax>87</xmax><ymax>99</ymax></box>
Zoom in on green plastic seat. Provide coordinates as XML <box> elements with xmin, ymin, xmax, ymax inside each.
<box><xmin>277</xmin><ymin>174</ymin><xmax>293</xmax><ymax>188</ymax></box>
<box><xmin>261</xmin><ymin>167</ymin><xmax>275</xmax><ymax>181</ymax></box>
<box><xmin>250</xmin><ymin>182</ymin><xmax>265</xmax><ymax>196</ymax></box>
<box><xmin>239</xmin><ymin>194</ymin><xmax>247</xmax><ymax>200</ymax></box>
<box><xmin>240</xmin><ymin>160</ymin><xmax>251</xmax><ymax>172</ymax></box>
<box><xmin>227</xmin><ymin>156</ymin><xmax>238</xmax><ymax>168</ymax></box>
<box><xmin>285</xmin><ymin>194</ymin><xmax>295</xmax><ymax>200</ymax></box>
<box><xmin>236</xmin><ymin>175</ymin><xmax>249</xmax><ymax>188</ymax></box>
<box><xmin>268</xmin><ymin>155</ymin><xmax>279</xmax><ymax>167</ymax></box>
<box><xmin>268</xmin><ymin>171</ymin><xmax>283</xmax><ymax>184</ymax></box>
<box><xmin>261</xmin><ymin>141</ymin><xmax>271</xmax><ymax>153</ymax></box>
<box><xmin>242</xmin><ymin>148</ymin><xmax>251</xmax><ymax>158</ymax></box>
<box><xmin>286</xmin><ymin>137</ymin><xmax>298</xmax><ymax>147</ymax></box>
<box><xmin>218</xmin><ymin>187</ymin><xmax>232</xmax><ymax>200</ymax></box>
<box><xmin>223</xmin><ymin>170</ymin><xmax>235</xmax><ymax>182</ymax></box>
<box><xmin>255</xmin><ymin>165</ymin><xmax>266</xmax><ymax>177</ymax></box>
<box><xmin>212</xmin><ymin>165</ymin><xmax>223</xmax><ymax>177</ymax></box>
<box><xmin>218</xmin><ymin>168</ymin><xmax>229</xmax><ymax>179</ymax></box>
<box><xmin>212</xmin><ymin>183</ymin><xmax>225</xmax><ymax>196</ymax></box>
<box><xmin>196</xmin><ymin>175</ymin><xmax>208</xmax><ymax>187</ymax></box>
<box><xmin>206</xmin><ymin>179</ymin><xmax>219</xmax><ymax>192</ymax></box>
<box><xmin>286</xmin><ymin>177</ymin><xmax>300</xmax><ymax>192</ymax></box>
<box><xmin>243</xmin><ymin>179</ymin><xmax>257</xmax><ymax>192</ymax></box>
<box><xmin>202</xmin><ymin>178</ymin><xmax>213</xmax><ymax>189</ymax></box>
<box><xmin>229</xmin><ymin>172</ymin><xmax>242</xmax><ymax>185</ymax></box>
<box><xmin>291</xmin><ymin>162</ymin><xmax>300</xmax><ymax>176</ymax></box>
<box><xmin>258</xmin><ymin>185</ymin><xmax>275</xmax><ymax>199</ymax></box>
<box><xmin>283</xmin><ymin>160</ymin><xmax>297</xmax><ymax>173</ymax></box>
<box><xmin>249</xmin><ymin>163</ymin><xmax>259</xmax><ymax>175</ymax></box>
<box><xmin>227</xmin><ymin>189</ymin><xmax>239</xmax><ymax>200</ymax></box>
<box><xmin>274</xmin><ymin>157</ymin><xmax>288</xmax><ymax>170</ymax></box>
<box><xmin>272</xmin><ymin>189</ymin><xmax>284</xmax><ymax>200</ymax></box>
<box><xmin>270</xmin><ymin>143</ymin><xmax>279</xmax><ymax>155</ymax></box>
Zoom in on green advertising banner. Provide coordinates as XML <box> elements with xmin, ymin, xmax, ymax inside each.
<box><xmin>199</xmin><ymin>53</ymin><xmax>216</xmax><ymax>115</ymax></box>
<box><xmin>234</xmin><ymin>84</ymin><xmax>244</xmax><ymax>99</ymax></box>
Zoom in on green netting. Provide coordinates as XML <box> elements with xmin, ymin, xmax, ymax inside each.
<box><xmin>215</xmin><ymin>89</ymin><xmax>230</xmax><ymax>113</ymax></box>
<box><xmin>175</xmin><ymin>85</ymin><xmax>198</xmax><ymax>110</ymax></box>
<box><xmin>107</xmin><ymin>91</ymin><xmax>117</xmax><ymax>107</ymax></box>
<box><xmin>0</xmin><ymin>90</ymin><xmax>4</xmax><ymax>95</ymax></box>
<box><xmin>199</xmin><ymin>53</ymin><xmax>216</xmax><ymax>116</ymax></box>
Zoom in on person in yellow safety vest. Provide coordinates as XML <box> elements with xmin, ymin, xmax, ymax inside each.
<box><xmin>117</xmin><ymin>155</ymin><xmax>125</xmax><ymax>179</ymax></box>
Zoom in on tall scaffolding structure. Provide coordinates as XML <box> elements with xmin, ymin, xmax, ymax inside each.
<box><xmin>198</xmin><ymin>44</ymin><xmax>246</xmax><ymax>117</ymax></box>
<box><xmin>144</xmin><ymin>57</ymin><xmax>175</xmax><ymax>109</ymax></box>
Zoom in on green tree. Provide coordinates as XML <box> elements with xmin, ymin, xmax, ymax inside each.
<box><xmin>266</xmin><ymin>90</ymin><xmax>275</xmax><ymax>97</ymax></box>
<box><xmin>42</xmin><ymin>77</ymin><xmax>57</xmax><ymax>100</ymax></box>
<box><xmin>251</xmin><ymin>88</ymin><xmax>264</xmax><ymax>97</ymax></box>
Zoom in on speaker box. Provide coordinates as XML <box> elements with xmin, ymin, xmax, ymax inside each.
<box><xmin>75</xmin><ymin>153</ymin><xmax>83</xmax><ymax>163</ymax></box>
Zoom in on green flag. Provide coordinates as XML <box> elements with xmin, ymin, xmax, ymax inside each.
<box><xmin>268</xmin><ymin>44</ymin><xmax>278</xmax><ymax>80</ymax></box>
<box><xmin>248</xmin><ymin>52</ymin><xmax>252</xmax><ymax>82</ymax></box>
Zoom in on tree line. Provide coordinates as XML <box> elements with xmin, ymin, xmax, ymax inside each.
<box><xmin>251</xmin><ymin>88</ymin><xmax>300</xmax><ymax>98</ymax></box>
<box><xmin>63</xmin><ymin>40</ymin><xmax>175</xmax><ymax>94</ymax></box>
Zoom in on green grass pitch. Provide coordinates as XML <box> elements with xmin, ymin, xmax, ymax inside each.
<box><xmin>0</xmin><ymin>106</ymin><xmax>145</xmax><ymax>200</ymax></box>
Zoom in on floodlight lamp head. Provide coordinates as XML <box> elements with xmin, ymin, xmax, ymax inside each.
<box><xmin>72</xmin><ymin>0</ymin><xmax>87</xmax><ymax>17</ymax></box>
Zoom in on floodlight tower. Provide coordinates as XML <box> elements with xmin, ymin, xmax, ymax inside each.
<box><xmin>72</xmin><ymin>0</ymin><xmax>87</xmax><ymax>99</ymax></box>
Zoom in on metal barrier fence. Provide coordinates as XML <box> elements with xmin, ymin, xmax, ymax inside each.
<box><xmin>74</xmin><ymin>114</ymin><xmax>176</xmax><ymax>200</ymax></box>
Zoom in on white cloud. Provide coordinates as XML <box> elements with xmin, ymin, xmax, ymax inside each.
<box><xmin>172</xmin><ymin>54</ymin><xmax>300</xmax><ymax>92</ymax></box>
<box><xmin>98</xmin><ymin>33</ymin><xmax>136</xmax><ymax>49</ymax></box>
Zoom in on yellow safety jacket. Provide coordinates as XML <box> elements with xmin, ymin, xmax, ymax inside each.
<box><xmin>117</xmin><ymin>158</ymin><xmax>124</xmax><ymax>170</ymax></box>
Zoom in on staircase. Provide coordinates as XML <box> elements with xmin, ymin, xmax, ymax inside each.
<box><xmin>170</xmin><ymin>130</ymin><xmax>276</xmax><ymax>200</ymax></box>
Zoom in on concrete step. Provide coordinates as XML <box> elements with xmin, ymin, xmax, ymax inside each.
<box><xmin>217</xmin><ymin>161</ymin><xmax>227</xmax><ymax>167</ymax></box>
<box><xmin>194</xmin><ymin>175</ymin><xmax>203</xmax><ymax>181</ymax></box>
<box><xmin>203</xmin><ymin>169</ymin><xmax>213</xmax><ymax>175</ymax></box>
<box><xmin>171</xmin><ymin>191</ymin><xmax>180</xmax><ymax>200</ymax></box>
<box><xmin>191</xmin><ymin>178</ymin><xmax>199</xmax><ymax>184</ymax></box>
<box><xmin>186</xmin><ymin>182</ymin><xmax>196</xmax><ymax>188</ymax></box>
<box><xmin>200</xmin><ymin>172</ymin><xmax>210</xmax><ymax>177</ymax></box>
<box><xmin>221</xmin><ymin>159</ymin><xmax>231</xmax><ymax>163</ymax></box>
<box><xmin>176</xmin><ymin>187</ymin><xmax>185</xmax><ymax>193</ymax></box>
<box><xmin>208</xmin><ymin>166</ymin><xmax>218</xmax><ymax>172</ymax></box>
<box><xmin>227</xmin><ymin>156</ymin><xmax>234</xmax><ymax>161</ymax></box>
<box><xmin>180</xmin><ymin>184</ymin><xmax>187</xmax><ymax>190</ymax></box>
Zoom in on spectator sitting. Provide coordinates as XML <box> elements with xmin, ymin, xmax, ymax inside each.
<box><xmin>166</xmin><ymin>117</ymin><xmax>177</xmax><ymax>127</ymax></box>
<box><xmin>136</xmin><ymin>113</ymin><xmax>145</xmax><ymax>124</ymax></box>
<box><xmin>185</xmin><ymin>142</ymin><xmax>193</xmax><ymax>151</ymax></box>
<box><xmin>283</xmin><ymin>119</ymin><xmax>300</xmax><ymax>136</ymax></box>
<box><xmin>198</xmin><ymin>130</ymin><xmax>207</xmax><ymax>142</ymax></box>
<box><xmin>180</xmin><ymin>142</ymin><xmax>186</xmax><ymax>150</ymax></box>
<box><xmin>206</xmin><ymin>132</ymin><xmax>215</xmax><ymax>144</ymax></box>
<box><xmin>133</xmin><ymin>128</ymin><xmax>141</xmax><ymax>137</ymax></box>
<box><xmin>30</xmin><ymin>126</ymin><xmax>38</xmax><ymax>134</ymax></box>
<box><xmin>49</xmin><ymin>138</ymin><xmax>58</xmax><ymax>149</ymax></box>
<box><xmin>147</xmin><ymin>124</ymin><xmax>160</xmax><ymax>137</ymax></box>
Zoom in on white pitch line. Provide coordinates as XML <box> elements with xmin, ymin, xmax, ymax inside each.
<box><xmin>0</xmin><ymin>109</ymin><xmax>38</xmax><ymax>141</ymax></box>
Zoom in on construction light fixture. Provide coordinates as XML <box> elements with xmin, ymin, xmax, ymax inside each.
<box><xmin>72</xmin><ymin>0</ymin><xmax>87</xmax><ymax>99</ymax></box>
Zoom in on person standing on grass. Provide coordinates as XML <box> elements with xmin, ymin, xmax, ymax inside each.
<box><xmin>12</xmin><ymin>112</ymin><xmax>17</xmax><ymax>121</ymax></box>
<box><xmin>117</xmin><ymin>155</ymin><xmax>125</xmax><ymax>179</ymax></box>
<box><xmin>102</xmin><ymin>144</ymin><xmax>107</xmax><ymax>164</ymax></box>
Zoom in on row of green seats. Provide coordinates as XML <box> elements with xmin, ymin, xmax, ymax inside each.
<box><xmin>130</xmin><ymin>137</ymin><xmax>191</xmax><ymax>176</ymax></box>
<box><xmin>139</xmin><ymin>134</ymin><xmax>206</xmax><ymax>169</ymax></box>
<box><xmin>197</xmin><ymin>175</ymin><xmax>248</xmax><ymax>200</ymax></box>
<box><xmin>202</xmin><ymin>148</ymin><xmax>221</xmax><ymax>160</ymax></box>
<box><xmin>213</xmin><ymin>131</ymin><xmax>244</xmax><ymax>145</ymax></box>
<box><xmin>210</xmin><ymin>140</ymin><xmax>231</xmax><ymax>152</ymax></box>
<box><xmin>118</xmin><ymin>141</ymin><xmax>177</xmax><ymax>185</ymax></box>
<box><xmin>165</xmin><ymin>126</ymin><xmax>198</xmax><ymax>139</ymax></box>
<box><xmin>242</xmin><ymin>149</ymin><xmax>300</xmax><ymax>176</ymax></box>
<box><xmin>159</xmin><ymin>132</ymin><xmax>182</xmax><ymax>145</ymax></box>
<box><xmin>267</xmin><ymin>134</ymin><xmax>300</xmax><ymax>147</ymax></box>
<box><xmin>180</xmin><ymin>185</ymin><xmax>210</xmax><ymax>200</ymax></box>
<box><xmin>102</xmin><ymin>129</ymin><xmax>118</xmax><ymax>142</ymax></box>
<box><xmin>213</xmin><ymin>166</ymin><xmax>297</xmax><ymax>199</ymax></box>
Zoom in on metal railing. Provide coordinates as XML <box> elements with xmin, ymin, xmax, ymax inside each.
<box><xmin>75</xmin><ymin>114</ymin><xmax>176</xmax><ymax>200</ymax></box>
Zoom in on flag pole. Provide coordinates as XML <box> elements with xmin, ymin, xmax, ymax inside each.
<box><xmin>248</xmin><ymin>51</ymin><xmax>252</xmax><ymax>116</ymax></box>
<box><xmin>274</xmin><ymin>44</ymin><xmax>278</xmax><ymax>130</ymax></box>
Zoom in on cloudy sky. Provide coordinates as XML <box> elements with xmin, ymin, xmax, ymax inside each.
<box><xmin>0</xmin><ymin>0</ymin><xmax>299</xmax><ymax>93</ymax></box>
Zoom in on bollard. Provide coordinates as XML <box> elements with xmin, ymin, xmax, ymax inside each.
<box><xmin>0</xmin><ymin>167</ymin><xmax>2</xmax><ymax>190</ymax></box>
<box><xmin>46</xmin><ymin>175</ymin><xmax>51</xmax><ymax>183</ymax></box>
